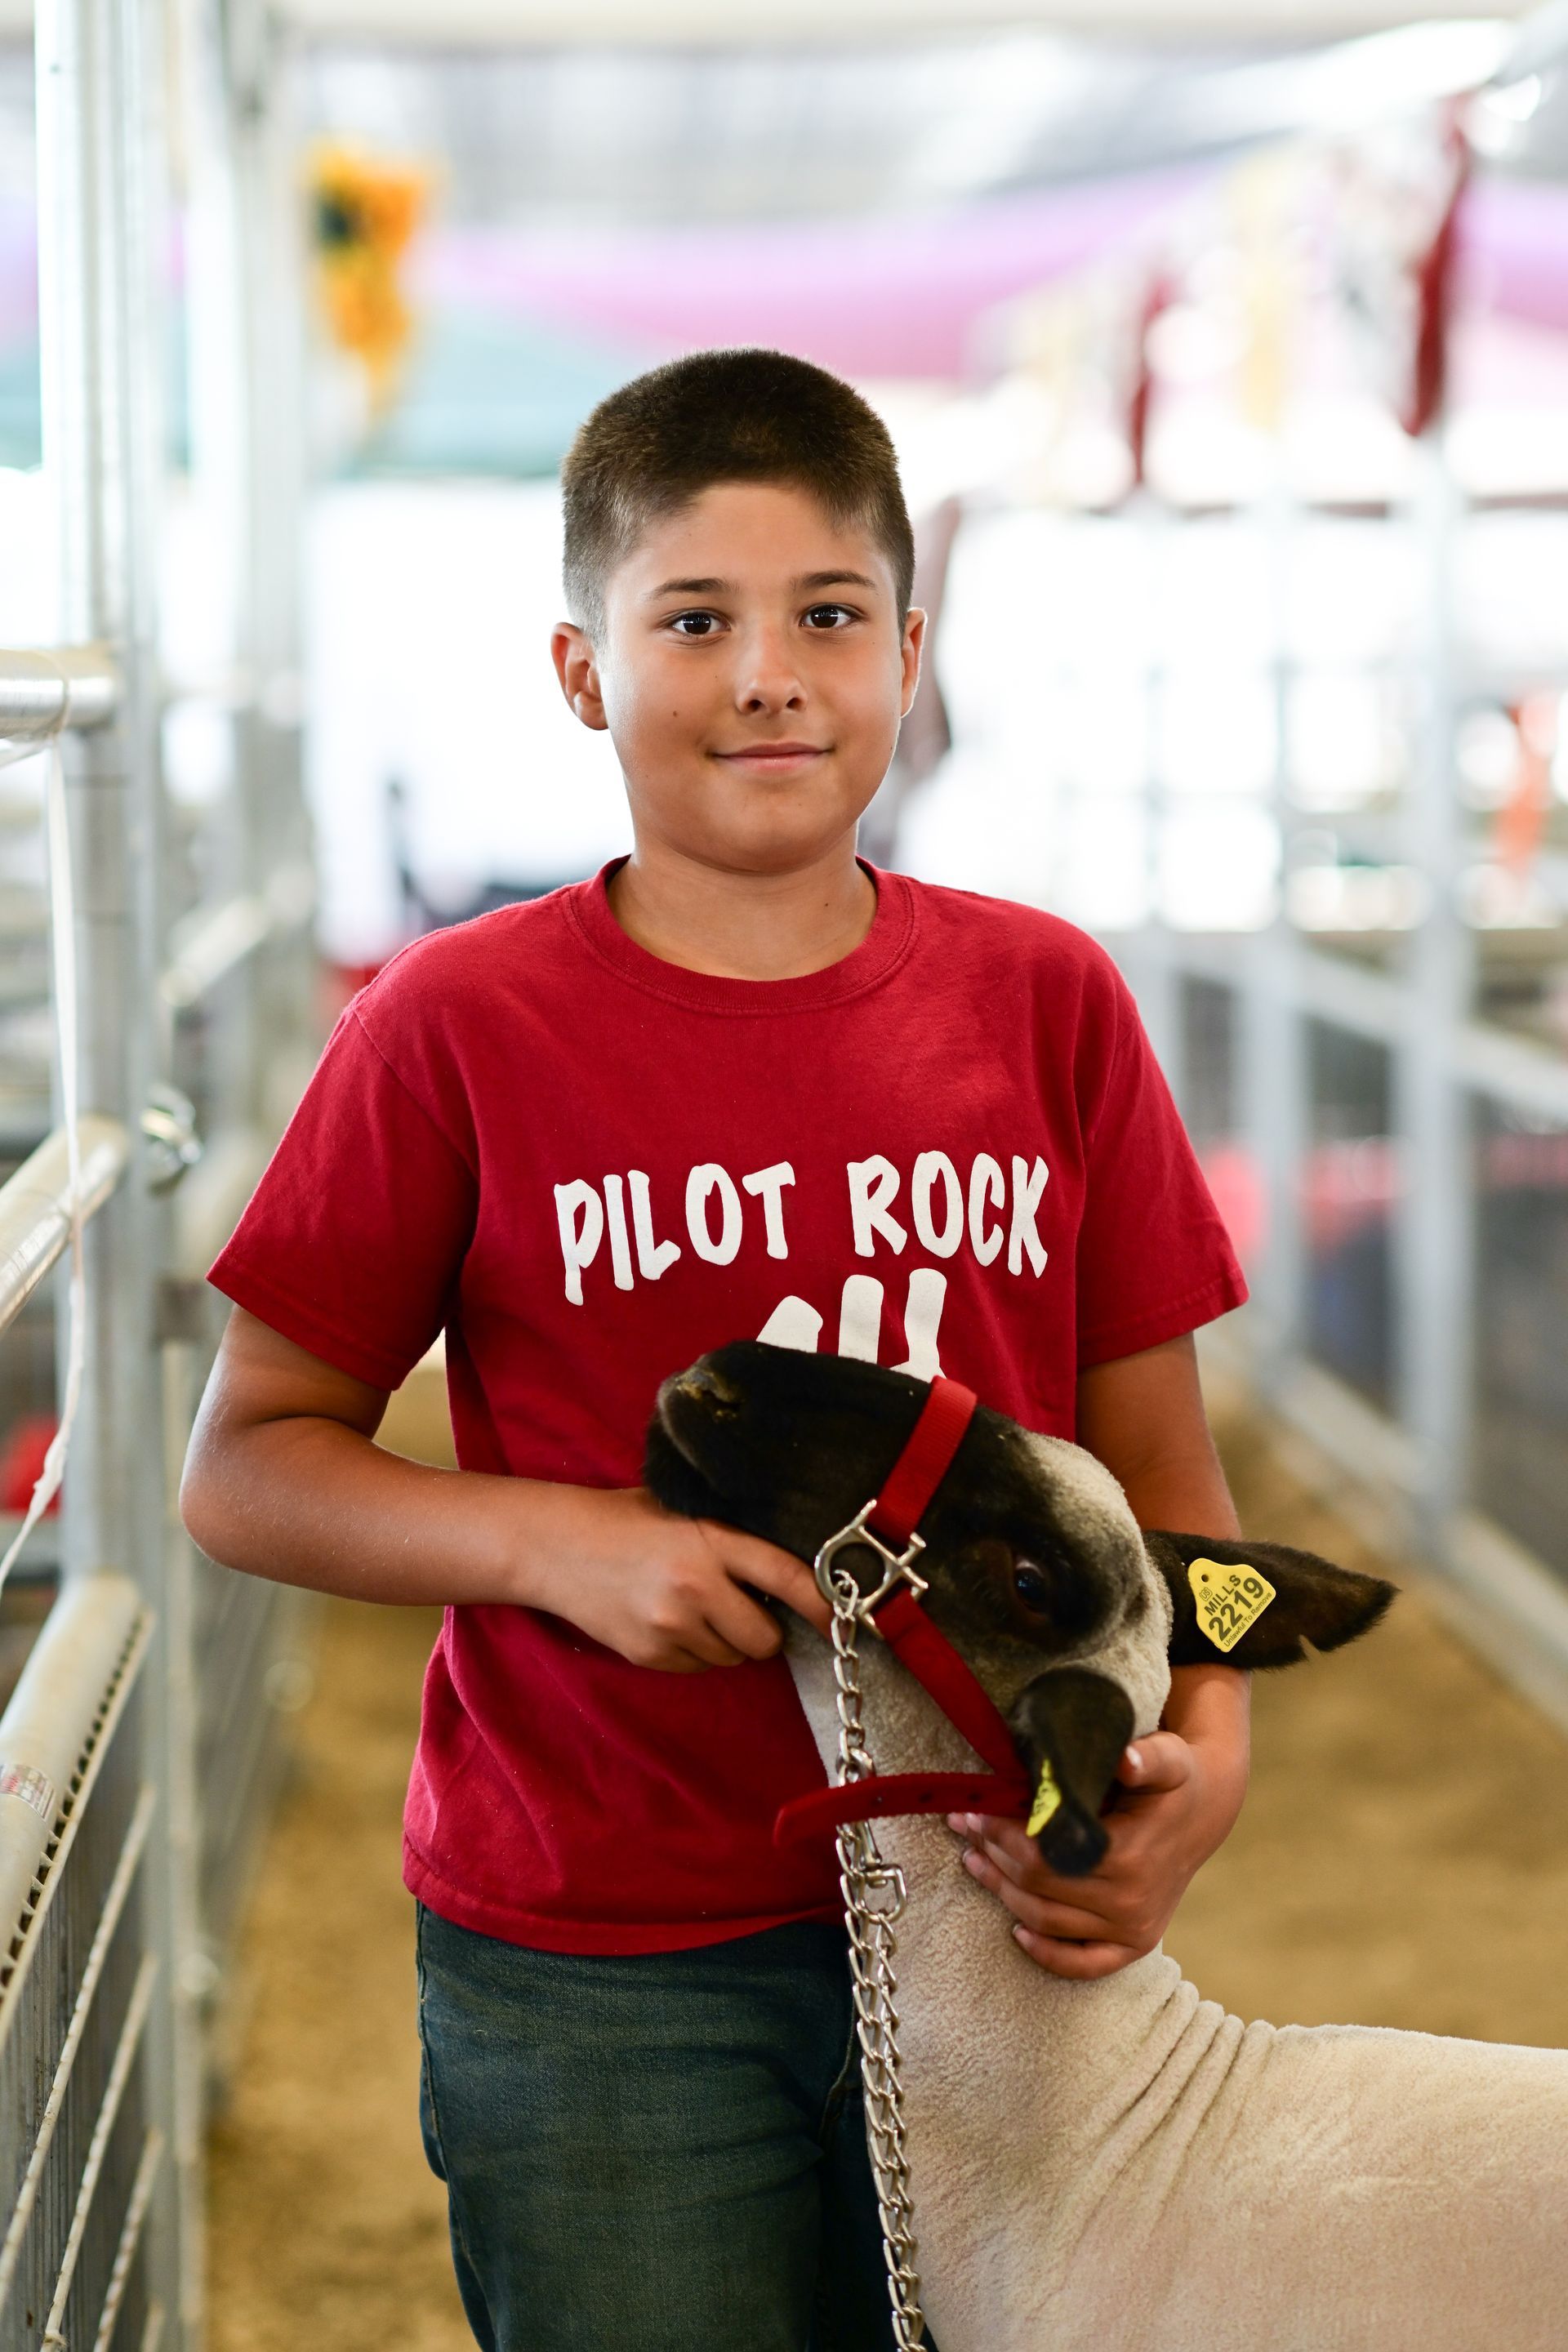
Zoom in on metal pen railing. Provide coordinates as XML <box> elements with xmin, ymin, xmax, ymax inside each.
<box><xmin>1112</xmin><ymin>443</ymin><xmax>1568</xmax><ymax>1737</ymax></box>
<box><xmin>1160</xmin><ymin>909</ymin><xmax>1568</xmax><ymax>1735</ymax></box>
<box><xmin>0</xmin><ymin>1575</ymin><xmax>153</xmax><ymax>2352</ymax></box>
<box><xmin>0</xmin><ymin>1120</ymin><xmax>128</xmax><ymax>1338</ymax></box>
<box><xmin>0</xmin><ymin>887</ymin><xmax>315</xmax><ymax>2341</ymax></box>
<box><xmin>4</xmin><ymin>0</ymin><xmax>315</xmax><ymax>2343</ymax></box>
<box><xmin>0</xmin><ymin>650</ymin><xmax>120</xmax><ymax>751</ymax></box>
<box><xmin>0</xmin><ymin>1076</ymin><xmax>169</xmax><ymax>2350</ymax></box>
<box><xmin>159</xmin><ymin>863</ymin><xmax>315</xmax><ymax>1018</ymax></box>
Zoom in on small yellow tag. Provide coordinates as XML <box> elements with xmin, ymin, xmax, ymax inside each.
<box><xmin>1187</xmin><ymin>1558</ymin><xmax>1276</xmax><ymax>1654</ymax></box>
<box><xmin>1027</xmin><ymin>1759</ymin><xmax>1062</xmax><ymax>1837</ymax></box>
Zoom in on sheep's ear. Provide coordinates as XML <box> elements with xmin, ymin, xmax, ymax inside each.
<box><xmin>1005</xmin><ymin>1668</ymin><xmax>1134</xmax><ymax>1879</ymax></box>
<box><xmin>1144</xmin><ymin>1532</ymin><xmax>1395</xmax><ymax>1670</ymax></box>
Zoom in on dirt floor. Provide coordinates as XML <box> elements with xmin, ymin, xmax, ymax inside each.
<box><xmin>206</xmin><ymin>1386</ymin><xmax>1568</xmax><ymax>2351</ymax></box>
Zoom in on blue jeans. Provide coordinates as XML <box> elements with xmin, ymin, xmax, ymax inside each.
<box><xmin>416</xmin><ymin>1905</ymin><xmax>917</xmax><ymax>2352</ymax></box>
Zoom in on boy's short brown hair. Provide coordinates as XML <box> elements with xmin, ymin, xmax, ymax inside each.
<box><xmin>561</xmin><ymin>348</ymin><xmax>915</xmax><ymax>638</ymax></box>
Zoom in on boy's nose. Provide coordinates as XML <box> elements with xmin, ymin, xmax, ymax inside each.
<box><xmin>738</xmin><ymin>678</ymin><xmax>805</xmax><ymax>714</ymax></box>
<box><xmin>734</xmin><ymin>629</ymin><xmax>806</xmax><ymax>712</ymax></box>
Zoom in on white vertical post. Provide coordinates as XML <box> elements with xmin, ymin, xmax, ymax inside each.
<box><xmin>1396</xmin><ymin>432</ymin><xmax>1473</xmax><ymax>1558</ymax></box>
<box><xmin>1244</xmin><ymin>930</ymin><xmax>1306</xmax><ymax>1401</ymax></box>
<box><xmin>1243</xmin><ymin>475</ymin><xmax>1305</xmax><ymax>1403</ymax></box>
<box><xmin>1129</xmin><ymin>496</ymin><xmax>1180</xmax><ymax>1080</ymax></box>
<box><xmin>34</xmin><ymin>0</ymin><xmax>165</xmax><ymax>1577</ymax></box>
<box><xmin>33</xmin><ymin>0</ymin><xmax>202</xmax><ymax>2334</ymax></box>
<box><xmin>194</xmin><ymin>0</ymin><xmax>312</xmax><ymax>1133</ymax></box>
<box><xmin>247</xmin><ymin>17</ymin><xmax>316</xmax><ymax>1133</ymax></box>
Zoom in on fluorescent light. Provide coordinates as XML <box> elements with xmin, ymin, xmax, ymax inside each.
<box><xmin>1183</xmin><ymin>20</ymin><xmax>1515</xmax><ymax>145</ymax></box>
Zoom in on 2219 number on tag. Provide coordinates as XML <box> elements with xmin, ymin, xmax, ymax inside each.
<box><xmin>1187</xmin><ymin>1558</ymin><xmax>1276</xmax><ymax>1654</ymax></box>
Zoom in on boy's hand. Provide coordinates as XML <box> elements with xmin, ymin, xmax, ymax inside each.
<box><xmin>524</xmin><ymin>1486</ymin><xmax>831</xmax><ymax>1673</ymax></box>
<box><xmin>947</xmin><ymin>1663</ymin><xmax>1250</xmax><ymax>1979</ymax></box>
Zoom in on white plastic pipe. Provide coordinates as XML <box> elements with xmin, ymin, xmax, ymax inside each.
<box><xmin>0</xmin><ymin>1116</ymin><xmax>127</xmax><ymax>1340</ymax></box>
<box><xmin>0</xmin><ymin>1573</ymin><xmax>147</xmax><ymax>2016</ymax></box>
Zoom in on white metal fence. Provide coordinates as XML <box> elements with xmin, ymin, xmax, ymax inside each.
<box><xmin>1107</xmin><ymin>452</ymin><xmax>1568</xmax><ymax>1732</ymax></box>
<box><xmin>0</xmin><ymin>0</ymin><xmax>313</xmax><ymax>2337</ymax></box>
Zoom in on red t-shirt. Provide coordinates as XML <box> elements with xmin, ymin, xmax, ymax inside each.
<box><xmin>210</xmin><ymin>862</ymin><xmax>1245</xmax><ymax>1953</ymax></box>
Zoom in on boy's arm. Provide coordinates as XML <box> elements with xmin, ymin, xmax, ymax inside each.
<box><xmin>180</xmin><ymin>1306</ymin><xmax>829</xmax><ymax>1670</ymax></box>
<box><xmin>949</xmin><ymin>1331</ymin><xmax>1250</xmax><ymax>1979</ymax></box>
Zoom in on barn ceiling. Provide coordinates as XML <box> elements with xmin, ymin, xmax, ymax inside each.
<box><xmin>297</xmin><ymin>24</ymin><xmax>1523</xmax><ymax>229</ymax></box>
<box><xmin>254</xmin><ymin>0</ymin><xmax>1535</xmax><ymax>42</ymax></box>
<box><xmin>2</xmin><ymin>8</ymin><xmax>1565</xmax><ymax>210</ymax></box>
<box><xmin>0</xmin><ymin>0</ymin><xmax>1546</xmax><ymax>44</ymax></box>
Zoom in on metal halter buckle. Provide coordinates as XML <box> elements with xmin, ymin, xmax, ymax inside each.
<box><xmin>813</xmin><ymin>1502</ymin><xmax>929</xmax><ymax>1630</ymax></box>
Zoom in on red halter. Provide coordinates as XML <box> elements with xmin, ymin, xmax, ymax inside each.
<box><xmin>773</xmin><ymin>1376</ymin><xmax>1032</xmax><ymax>1850</ymax></box>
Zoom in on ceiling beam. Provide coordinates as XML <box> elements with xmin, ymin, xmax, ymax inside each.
<box><xmin>0</xmin><ymin>1</ymin><xmax>1540</xmax><ymax>51</ymax></box>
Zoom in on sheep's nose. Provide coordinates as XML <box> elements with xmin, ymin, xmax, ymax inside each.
<box><xmin>674</xmin><ymin>1364</ymin><xmax>741</xmax><ymax>1414</ymax></box>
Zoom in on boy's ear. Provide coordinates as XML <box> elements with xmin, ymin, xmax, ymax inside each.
<box><xmin>900</xmin><ymin>605</ymin><xmax>927</xmax><ymax>716</ymax></box>
<box><xmin>550</xmin><ymin>621</ymin><xmax>608</xmax><ymax>732</ymax></box>
<box><xmin>1144</xmin><ymin>1532</ymin><xmax>1396</xmax><ymax>1670</ymax></box>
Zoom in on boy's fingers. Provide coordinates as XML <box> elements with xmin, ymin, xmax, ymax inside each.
<box><xmin>700</xmin><ymin>1579</ymin><xmax>787</xmax><ymax>1664</ymax></box>
<box><xmin>951</xmin><ymin>1813</ymin><xmax>1117</xmax><ymax>1900</ymax></box>
<box><xmin>702</xmin><ymin>1524</ymin><xmax>832</xmax><ymax>1636</ymax></box>
<box><xmin>960</xmin><ymin>1845</ymin><xmax>1113</xmax><ymax>1938</ymax></box>
<box><xmin>650</xmin><ymin>1637</ymin><xmax>733</xmax><ymax>1673</ymax></box>
<box><xmin>1115</xmin><ymin>1731</ymin><xmax>1192</xmax><ymax>1794</ymax></box>
<box><xmin>1012</xmin><ymin>1929</ymin><xmax>1144</xmax><ymax>1980</ymax></box>
<box><xmin>665</xmin><ymin>1623</ymin><xmax>749</xmax><ymax>1670</ymax></box>
<box><xmin>954</xmin><ymin>1815</ymin><xmax>1048</xmax><ymax>1876</ymax></box>
<box><xmin>963</xmin><ymin>1862</ymin><xmax>1106</xmax><ymax>1941</ymax></box>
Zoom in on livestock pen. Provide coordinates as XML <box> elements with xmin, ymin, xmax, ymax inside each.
<box><xmin>5</xmin><ymin>2</ymin><xmax>1568</xmax><ymax>2348</ymax></box>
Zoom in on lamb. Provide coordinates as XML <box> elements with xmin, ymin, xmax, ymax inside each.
<box><xmin>646</xmin><ymin>1339</ymin><xmax>1568</xmax><ymax>2352</ymax></box>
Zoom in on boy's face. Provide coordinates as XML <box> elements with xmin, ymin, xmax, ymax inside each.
<box><xmin>552</xmin><ymin>480</ymin><xmax>924</xmax><ymax>875</ymax></box>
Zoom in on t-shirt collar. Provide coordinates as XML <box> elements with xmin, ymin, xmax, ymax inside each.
<box><xmin>565</xmin><ymin>855</ymin><xmax>918</xmax><ymax>1016</ymax></box>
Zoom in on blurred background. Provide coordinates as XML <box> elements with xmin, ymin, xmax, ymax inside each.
<box><xmin>3</xmin><ymin>3</ymin><xmax>1568</xmax><ymax>2348</ymax></box>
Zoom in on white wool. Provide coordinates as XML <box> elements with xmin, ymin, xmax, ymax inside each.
<box><xmin>784</xmin><ymin>1448</ymin><xmax>1568</xmax><ymax>2351</ymax></box>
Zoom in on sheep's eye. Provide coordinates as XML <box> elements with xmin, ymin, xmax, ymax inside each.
<box><xmin>1013</xmin><ymin>1566</ymin><xmax>1053</xmax><ymax>1614</ymax></box>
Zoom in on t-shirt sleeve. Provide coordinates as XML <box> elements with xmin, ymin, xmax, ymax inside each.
<box><xmin>1072</xmin><ymin>961</ymin><xmax>1247</xmax><ymax>1369</ymax></box>
<box><xmin>208</xmin><ymin>1004</ymin><xmax>478</xmax><ymax>1390</ymax></box>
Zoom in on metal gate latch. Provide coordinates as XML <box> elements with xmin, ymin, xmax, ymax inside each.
<box><xmin>140</xmin><ymin>1084</ymin><xmax>203</xmax><ymax>1192</ymax></box>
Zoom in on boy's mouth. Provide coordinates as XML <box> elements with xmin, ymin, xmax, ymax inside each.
<box><xmin>711</xmin><ymin>741</ymin><xmax>828</xmax><ymax>772</ymax></box>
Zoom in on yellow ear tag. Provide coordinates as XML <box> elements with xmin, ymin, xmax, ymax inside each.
<box><xmin>1027</xmin><ymin>1758</ymin><xmax>1062</xmax><ymax>1837</ymax></box>
<box><xmin>1187</xmin><ymin>1558</ymin><xmax>1276</xmax><ymax>1654</ymax></box>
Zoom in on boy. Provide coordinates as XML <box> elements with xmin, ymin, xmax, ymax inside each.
<box><xmin>182</xmin><ymin>348</ymin><xmax>1250</xmax><ymax>2352</ymax></box>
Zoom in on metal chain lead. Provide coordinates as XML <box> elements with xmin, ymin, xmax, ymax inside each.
<box><xmin>825</xmin><ymin>1564</ymin><xmax>927</xmax><ymax>2349</ymax></box>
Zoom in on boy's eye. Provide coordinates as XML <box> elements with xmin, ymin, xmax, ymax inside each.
<box><xmin>668</xmin><ymin>611</ymin><xmax>723</xmax><ymax>638</ymax></box>
<box><xmin>803</xmin><ymin>604</ymin><xmax>855</xmax><ymax>630</ymax></box>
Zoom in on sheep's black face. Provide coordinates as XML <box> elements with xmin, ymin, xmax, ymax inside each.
<box><xmin>649</xmin><ymin>1342</ymin><xmax>1147</xmax><ymax>1874</ymax></box>
<box><xmin>649</xmin><ymin>1340</ymin><xmax>1396</xmax><ymax>1879</ymax></box>
<box><xmin>649</xmin><ymin>1341</ymin><xmax>1127</xmax><ymax>1670</ymax></box>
